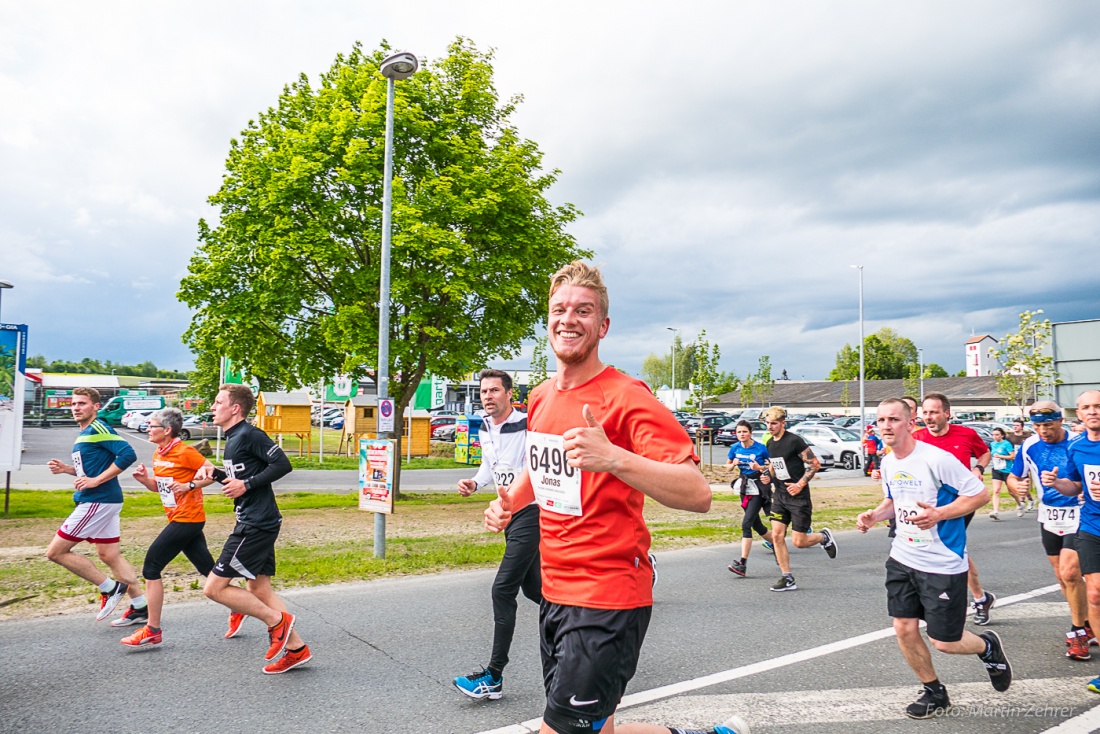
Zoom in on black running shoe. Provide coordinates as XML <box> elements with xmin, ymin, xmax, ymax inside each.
<box><xmin>980</xmin><ymin>631</ymin><xmax>1012</xmax><ymax>692</ymax></box>
<box><xmin>728</xmin><ymin>560</ymin><xmax>747</xmax><ymax>577</ymax></box>
<box><xmin>973</xmin><ymin>591</ymin><xmax>996</xmax><ymax>626</ymax></box>
<box><xmin>906</xmin><ymin>685</ymin><xmax>950</xmax><ymax>719</ymax></box>
<box><xmin>820</xmin><ymin>528</ymin><xmax>837</xmax><ymax>559</ymax></box>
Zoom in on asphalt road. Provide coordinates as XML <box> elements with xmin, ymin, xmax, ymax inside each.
<box><xmin>2</xmin><ymin>513</ymin><xmax>1098</xmax><ymax>734</ymax></box>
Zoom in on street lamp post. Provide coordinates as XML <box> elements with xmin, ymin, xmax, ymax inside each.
<box><xmin>918</xmin><ymin>347</ymin><xmax>925</xmax><ymax>401</ymax></box>
<box><xmin>851</xmin><ymin>265</ymin><xmax>864</xmax><ymax>426</ymax></box>
<box><xmin>666</xmin><ymin>327</ymin><xmax>680</xmax><ymax>410</ymax></box>
<box><xmin>0</xmin><ymin>280</ymin><xmax>13</xmax><ymax>514</ymax></box>
<box><xmin>374</xmin><ymin>51</ymin><xmax>418</xmax><ymax>560</ymax></box>
<box><xmin>0</xmin><ymin>280</ymin><xmax>12</xmax><ymax>322</ymax></box>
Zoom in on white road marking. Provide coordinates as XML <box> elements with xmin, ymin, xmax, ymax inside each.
<box><xmin>1041</xmin><ymin>702</ymin><xmax>1100</xmax><ymax>733</ymax></box>
<box><xmin>473</xmin><ymin>583</ymin><xmax>1062</xmax><ymax>734</ymax></box>
<box><xmin>626</xmin><ymin>677</ymin><xmax>1094</xmax><ymax>728</ymax></box>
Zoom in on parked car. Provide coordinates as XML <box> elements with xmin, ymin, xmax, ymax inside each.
<box><xmin>431</xmin><ymin>416</ymin><xmax>458</xmax><ymax>432</ymax></box>
<box><xmin>715</xmin><ymin>420</ymin><xmax>766</xmax><ymax>445</ymax></box>
<box><xmin>831</xmin><ymin>416</ymin><xmax>863</xmax><ymax>428</ymax></box>
<box><xmin>962</xmin><ymin>423</ymin><xmax>997</xmax><ymax>448</ymax></box>
<box><xmin>178</xmin><ymin>415</ymin><xmax>221</xmax><ymax>441</ymax></box>
<box><xmin>686</xmin><ymin>414</ymin><xmax>732</xmax><ymax>441</ymax></box>
<box><xmin>330</xmin><ymin>416</ymin><xmax>345</xmax><ymax>431</ymax></box>
<box><xmin>124</xmin><ymin>410</ymin><xmax>156</xmax><ymax>430</ymax></box>
<box><xmin>792</xmin><ymin>425</ymin><xmax>864</xmax><ymax>470</ymax></box>
<box><xmin>433</xmin><ymin>423</ymin><xmax>457</xmax><ymax>441</ymax></box>
<box><xmin>750</xmin><ymin>430</ymin><xmax>834</xmax><ymax>470</ymax></box>
<box><xmin>311</xmin><ymin>407</ymin><xmax>343</xmax><ymax>427</ymax></box>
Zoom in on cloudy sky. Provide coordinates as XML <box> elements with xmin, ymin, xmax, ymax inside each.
<box><xmin>2</xmin><ymin>1</ymin><xmax>1097</xmax><ymax>382</ymax></box>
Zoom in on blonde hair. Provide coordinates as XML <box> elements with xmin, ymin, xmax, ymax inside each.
<box><xmin>549</xmin><ymin>261</ymin><xmax>609</xmax><ymax>319</ymax></box>
<box><xmin>762</xmin><ymin>406</ymin><xmax>787</xmax><ymax>422</ymax></box>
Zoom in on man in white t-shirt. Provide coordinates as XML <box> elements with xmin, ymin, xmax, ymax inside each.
<box><xmin>453</xmin><ymin>369</ymin><xmax>539</xmax><ymax>701</ymax></box>
<box><xmin>857</xmin><ymin>398</ymin><xmax>1012</xmax><ymax>719</ymax></box>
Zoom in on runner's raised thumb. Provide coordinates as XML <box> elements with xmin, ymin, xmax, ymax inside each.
<box><xmin>582</xmin><ymin>404</ymin><xmax>601</xmax><ymax>428</ymax></box>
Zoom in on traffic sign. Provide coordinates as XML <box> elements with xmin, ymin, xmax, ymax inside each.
<box><xmin>378</xmin><ymin>398</ymin><xmax>395</xmax><ymax>433</ymax></box>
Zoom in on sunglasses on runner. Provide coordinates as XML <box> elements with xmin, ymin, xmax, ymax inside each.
<box><xmin>1028</xmin><ymin>408</ymin><xmax>1062</xmax><ymax>423</ymax></box>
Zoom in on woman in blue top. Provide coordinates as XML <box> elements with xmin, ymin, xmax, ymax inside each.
<box><xmin>988</xmin><ymin>427</ymin><xmax>1015</xmax><ymax>521</ymax></box>
<box><xmin>724</xmin><ymin>420</ymin><xmax>775</xmax><ymax>576</ymax></box>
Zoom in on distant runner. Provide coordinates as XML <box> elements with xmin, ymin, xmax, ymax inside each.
<box><xmin>762</xmin><ymin>407</ymin><xmax>837</xmax><ymax>592</ymax></box>
<box><xmin>858</xmin><ymin>398</ymin><xmax>1011</xmax><ymax>719</ymax></box>
<box><xmin>453</xmin><ymin>369</ymin><xmax>539</xmax><ymax>701</ymax></box>
<box><xmin>1042</xmin><ymin>390</ymin><xmax>1100</xmax><ymax>693</ymax></box>
<box><xmin>1009</xmin><ymin>401</ymin><xmax>1092</xmax><ymax>660</ymax></box>
<box><xmin>195</xmin><ymin>384</ymin><xmax>311</xmax><ymax>674</ymax></box>
<box><xmin>916</xmin><ymin>393</ymin><xmax>995</xmax><ymax>625</ymax></box>
<box><xmin>724</xmin><ymin>420</ymin><xmax>775</xmax><ymax>577</ymax></box>
<box><xmin>46</xmin><ymin>387</ymin><xmax>145</xmax><ymax>622</ymax></box>
<box><xmin>119</xmin><ymin>408</ymin><xmax>217</xmax><ymax>646</ymax></box>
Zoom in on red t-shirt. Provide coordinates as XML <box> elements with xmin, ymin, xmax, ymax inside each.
<box><xmin>913</xmin><ymin>424</ymin><xmax>987</xmax><ymax>470</ymax></box>
<box><xmin>528</xmin><ymin>366</ymin><xmax>698</xmax><ymax>610</ymax></box>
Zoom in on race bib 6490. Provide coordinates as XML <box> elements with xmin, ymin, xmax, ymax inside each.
<box><xmin>527</xmin><ymin>432</ymin><xmax>582</xmax><ymax>516</ymax></box>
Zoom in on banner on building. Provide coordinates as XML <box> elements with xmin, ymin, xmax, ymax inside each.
<box><xmin>0</xmin><ymin>324</ymin><xmax>28</xmax><ymax>472</ymax></box>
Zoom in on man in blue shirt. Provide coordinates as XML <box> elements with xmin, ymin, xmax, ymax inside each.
<box><xmin>46</xmin><ymin>387</ymin><xmax>144</xmax><ymax>621</ymax></box>
<box><xmin>1044</xmin><ymin>389</ymin><xmax>1100</xmax><ymax>693</ymax></box>
<box><xmin>1009</xmin><ymin>400</ymin><xmax>1091</xmax><ymax>660</ymax></box>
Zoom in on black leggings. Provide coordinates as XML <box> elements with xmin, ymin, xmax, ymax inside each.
<box><xmin>143</xmin><ymin>521</ymin><xmax>215</xmax><ymax>580</ymax></box>
<box><xmin>490</xmin><ymin>503</ymin><xmax>542</xmax><ymax>673</ymax></box>
<box><xmin>742</xmin><ymin>494</ymin><xmax>770</xmax><ymax>540</ymax></box>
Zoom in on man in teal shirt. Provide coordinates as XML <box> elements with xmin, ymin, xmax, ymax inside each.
<box><xmin>46</xmin><ymin>387</ymin><xmax>145</xmax><ymax>621</ymax></box>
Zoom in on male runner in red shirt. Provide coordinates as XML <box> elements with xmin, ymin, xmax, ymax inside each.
<box><xmin>916</xmin><ymin>393</ymin><xmax>995</xmax><ymax>625</ymax></box>
<box><xmin>486</xmin><ymin>261</ymin><xmax>749</xmax><ymax>734</ymax></box>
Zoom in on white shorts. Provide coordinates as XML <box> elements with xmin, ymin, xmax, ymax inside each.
<box><xmin>57</xmin><ymin>502</ymin><xmax>122</xmax><ymax>544</ymax></box>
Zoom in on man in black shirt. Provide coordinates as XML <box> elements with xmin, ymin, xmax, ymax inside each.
<box><xmin>764</xmin><ymin>406</ymin><xmax>837</xmax><ymax>592</ymax></box>
<box><xmin>197</xmin><ymin>384</ymin><xmax>311</xmax><ymax>674</ymax></box>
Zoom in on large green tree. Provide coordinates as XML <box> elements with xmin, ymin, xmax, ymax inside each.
<box><xmin>179</xmin><ymin>39</ymin><xmax>586</xmax><ymax>448</ymax></box>
<box><xmin>829</xmin><ymin>327</ymin><xmax>919</xmax><ymax>380</ymax></box>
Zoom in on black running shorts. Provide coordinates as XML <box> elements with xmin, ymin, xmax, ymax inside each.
<box><xmin>539</xmin><ymin>602</ymin><xmax>651</xmax><ymax>733</ymax></box>
<box><xmin>1040</xmin><ymin>525</ymin><xmax>1079</xmax><ymax>557</ymax></box>
<box><xmin>212</xmin><ymin>522</ymin><xmax>279</xmax><ymax>580</ymax></box>
<box><xmin>768</xmin><ymin>489</ymin><xmax>813</xmax><ymax>534</ymax></box>
<box><xmin>1076</xmin><ymin>530</ymin><xmax>1100</xmax><ymax>576</ymax></box>
<box><xmin>142</xmin><ymin>521</ymin><xmax>214</xmax><ymax>580</ymax></box>
<box><xmin>885</xmin><ymin>556</ymin><xmax>968</xmax><ymax>642</ymax></box>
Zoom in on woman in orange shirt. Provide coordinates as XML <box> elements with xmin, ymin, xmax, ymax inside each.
<box><xmin>119</xmin><ymin>407</ymin><xmax>217</xmax><ymax>646</ymax></box>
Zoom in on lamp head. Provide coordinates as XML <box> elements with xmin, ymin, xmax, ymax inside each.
<box><xmin>381</xmin><ymin>52</ymin><xmax>419</xmax><ymax>81</ymax></box>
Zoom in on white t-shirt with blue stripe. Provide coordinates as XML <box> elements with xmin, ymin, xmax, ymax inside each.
<box><xmin>883</xmin><ymin>441</ymin><xmax>987</xmax><ymax>575</ymax></box>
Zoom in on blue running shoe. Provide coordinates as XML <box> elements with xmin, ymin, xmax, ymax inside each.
<box><xmin>454</xmin><ymin>667</ymin><xmax>503</xmax><ymax>700</ymax></box>
<box><xmin>762</xmin><ymin>540</ymin><xmax>774</xmax><ymax>554</ymax></box>
<box><xmin>713</xmin><ymin>714</ymin><xmax>751</xmax><ymax>733</ymax></box>
<box><xmin>1088</xmin><ymin>677</ymin><xmax>1100</xmax><ymax>694</ymax></box>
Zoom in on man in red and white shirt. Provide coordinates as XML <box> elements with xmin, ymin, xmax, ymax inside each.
<box><xmin>916</xmin><ymin>392</ymin><xmax>995</xmax><ymax>625</ymax></box>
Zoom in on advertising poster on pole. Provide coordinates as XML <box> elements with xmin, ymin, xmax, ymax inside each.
<box><xmin>0</xmin><ymin>324</ymin><xmax>28</xmax><ymax>472</ymax></box>
<box><xmin>359</xmin><ymin>438</ymin><xmax>395</xmax><ymax>514</ymax></box>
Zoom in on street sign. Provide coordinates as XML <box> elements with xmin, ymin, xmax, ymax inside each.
<box><xmin>378</xmin><ymin>398</ymin><xmax>395</xmax><ymax>433</ymax></box>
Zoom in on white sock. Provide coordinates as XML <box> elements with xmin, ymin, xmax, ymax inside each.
<box><xmin>98</xmin><ymin>579</ymin><xmax>116</xmax><ymax>593</ymax></box>
<box><xmin>130</xmin><ymin>595</ymin><xmax>147</xmax><ymax>609</ymax></box>
<box><xmin>975</xmin><ymin>594</ymin><xmax>988</xmax><ymax>604</ymax></box>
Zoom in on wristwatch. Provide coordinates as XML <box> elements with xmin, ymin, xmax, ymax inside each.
<box><xmin>188</xmin><ymin>481</ymin><xmax>196</xmax><ymax>490</ymax></box>
<box><xmin>976</xmin><ymin>465</ymin><xmax>987</xmax><ymax>475</ymax></box>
